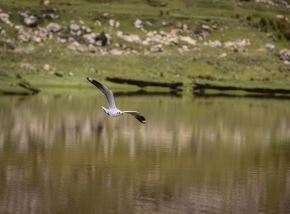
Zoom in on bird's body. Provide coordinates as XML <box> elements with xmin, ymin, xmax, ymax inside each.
<box><xmin>101</xmin><ymin>106</ymin><xmax>122</xmax><ymax>116</ymax></box>
<box><xmin>87</xmin><ymin>77</ymin><xmax>146</xmax><ymax>124</ymax></box>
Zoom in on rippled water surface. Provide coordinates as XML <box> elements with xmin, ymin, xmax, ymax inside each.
<box><xmin>0</xmin><ymin>94</ymin><xmax>290</xmax><ymax>213</ymax></box>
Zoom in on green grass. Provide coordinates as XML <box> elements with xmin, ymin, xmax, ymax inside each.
<box><xmin>0</xmin><ymin>0</ymin><xmax>290</xmax><ymax>94</ymax></box>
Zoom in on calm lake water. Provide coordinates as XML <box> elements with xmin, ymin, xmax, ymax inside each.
<box><xmin>0</xmin><ymin>93</ymin><xmax>290</xmax><ymax>213</ymax></box>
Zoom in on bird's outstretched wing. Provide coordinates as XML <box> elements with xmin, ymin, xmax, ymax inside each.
<box><xmin>123</xmin><ymin>111</ymin><xmax>146</xmax><ymax>124</ymax></box>
<box><xmin>87</xmin><ymin>77</ymin><xmax>116</xmax><ymax>109</ymax></box>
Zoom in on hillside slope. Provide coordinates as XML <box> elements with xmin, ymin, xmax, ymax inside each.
<box><xmin>0</xmin><ymin>0</ymin><xmax>289</xmax><ymax>93</ymax></box>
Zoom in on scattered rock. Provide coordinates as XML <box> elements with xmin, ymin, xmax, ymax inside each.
<box><xmin>20</xmin><ymin>11</ymin><xmax>38</xmax><ymax>27</ymax></box>
<box><xmin>83</xmin><ymin>33</ymin><xmax>98</xmax><ymax>45</ymax></box>
<box><xmin>265</xmin><ymin>43</ymin><xmax>275</xmax><ymax>51</ymax></box>
<box><xmin>0</xmin><ymin>10</ymin><xmax>13</xmax><ymax>26</ymax></box>
<box><xmin>33</xmin><ymin>27</ymin><xmax>51</xmax><ymax>42</ymax></box>
<box><xmin>116</xmin><ymin>31</ymin><xmax>141</xmax><ymax>43</ymax></box>
<box><xmin>208</xmin><ymin>40</ymin><xmax>222</xmax><ymax>48</ymax></box>
<box><xmin>134</xmin><ymin>19</ymin><xmax>144</xmax><ymax>30</ymax></box>
<box><xmin>279</xmin><ymin>48</ymin><xmax>290</xmax><ymax>64</ymax></box>
<box><xmin>194</xmin><ymin>24</ymin><xmax>212</xmax><ymax>39</ymax></box>
<box><xmin>41</xmin><ymin>0</ymin><xmax>50</xmax><ymax>5</ymax></box>
<box><xmin>87</xmin><ymin>44</ymin><xmax>97</xmax><ymax>53</ymax></box>
<box><xmin>0</xmin><ymin>26</ymin><xmax>5</xmax><ymax>35</ymax></box>
<box><xmin>57</xmin><ymin>37</ymin><xmax>67</xmax><ymax>43</ymax></box>
<box><xmin>150</xmin><ymin>44</ymin><xmax>164</xmax><ymax>53</ymax></box>
<box><xmin>15</xmin><ymin>26</ymin><xmax>30</xmax><ymax>42</ymax></box>
<box><xmin>255</xmin><ymin>0</ymin><xmax>275</xmax><ymax>6</ymax></box>
<box><xmin>69</xmin><ymin>23</ymin><xmax>81</xmax><ymax>36</ymax></box>
<box><xmin>219</xmin><ymin>53</ymin><xmax>227</xmax><ymax>58</ymax></box>
<box><xmin>109</xmin><ymin>19</ymin><xmax>120</xmax><ymax>28</ymax></box>
<box><xmin>81</xmin><ymin>26</ymin><xmax>92</xmax><ymax>34</ymax></box>
<box><xmin>161</xmin><ymin>21</ymin><xmax>168</xmax><ymax>26</ymax></box>
<box><xmin>110</xmin><ymin>49</ymin><xmax>123</xmax><ymax>55</ymax></box>
<box><xmin>145</xmin><ymin>21</ymin><xmax>153</xmax><ymax>26</ymax></box>
<box><xmin>95</xmin><ymin>20</ymin><xmax>102</xmax><ymax>26</ymax></box>
<box><xmin>0</xmin><ymin>39</ymin><xmax>16</xmax><ymax>50</ymax></box>
<box><xmin>224</xmin><ymin>39</ymin><xmax>250</xmax><ymax>50</ymax></box>
<box><xmin>46</xmin><ymin>23</ymin><xmax>62</xmax><ymax>33</ymax></box>
<box><xmin>178</xmin><ymin>45</ymin><xmax>189</xmax><ymax>53</ymax></box>
<box><xmin>43</xmin><ymin>64</ymin><xmax>51</xmax><ymax>71</ymax></box>
<box><xmin>179</xmin><ymin>36</ymin><xmax>196</xmax><ymax>46</ymax></box>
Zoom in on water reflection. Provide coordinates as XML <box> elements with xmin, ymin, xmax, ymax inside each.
<box><xmin>0</xmin><ymin>95</ymin><xmax>290</xmax><ymax>213</ymax></box>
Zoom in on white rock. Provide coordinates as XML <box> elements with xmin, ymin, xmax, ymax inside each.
<box><xmin>109</xmin><ymin>19</ymin><xmax>120</xmax><ymax>28</ymax></box>
<box><xmin>146</xmin><ymin>21</ymin><xmax>153</xmax><ymax>26</ymax></box>
<box><xmin>95</xmin><ymin>20</ymin><xmax>102</xmax><ymax>26</ymax></box>
<box><xmin>46</xmin><ymin>23</ymin><xmax>62</xmax><ymax>33</ymax></box>
<box><xmin>134</xmin><ymin>19</ymin><xmax>143</xmax><ymax>29</ymax></box>
<box><xmin>87</xmin><ymin>44</ymin><xmax>97</xmax><ymax>53</ymax></box>
<box><xmin>150</xmin><ymin>44</ymin><xmax>164</xmax><ymax>53</ymax></box>
<box><xmin>0</xmin><ymin>26</ymin><xmax>5</xmax><ymax>35</ymax></box>
<box><xmin>43</xmin><ymin>64</ymin><xmax>50</xmax><ymax>71</ymax></box>
<box><xmin>116</xmin><ymin>31</ymin><xmax>141</xmax><ymax>43</ymax></box>
<box><xmin>17</xmin><ymin>29</ymin><xmax>30</xmax><ymax>42</ymax></box>
<box><xmin>23</xmin><ymin>16</ymin><xmax>38</xmax><ymax>27</ymax></box>
<box><xmin>279</xmin><ymin>49</ymin><xmax>290</xmax><ymax>63</ymax></box>
<box><xmin>202</xmin><ymin>25</ymin><xmax>211</xmax><ymax>31</ymax></box>
<box><xmin>110</xmin><ymin>49</ymin><xmax>123</xmax><ymax>55</ymax></box>
<box><xmin>265</xmin><ymin>43</ymin><xmax>275</xmax><ymax>51</ymax></box>
<box><xmin>224</xmin><ymin>39</ymin><xmax>250</xmax><ymax>49</ymax></box>
<box><xmin>70</xmin><ymin>23</ymin><xmax>80</xmax><ymax>32</ymax></box>
<box><xmin>179</xmin><ymin>36</ymin><xmax>196</xmax><ymax>46</ymax></box>
<box><xmin>0</xmin><ymin>11</ymin><xmax>13</xmax><ymax>26</ymax></box>
<box><xmin>161</xmin><ymin>21</ymin><xmax>168</xmax><ymax>26</ymax></box>
<box><xmin>57</xmin><ymin>37</ymin><xmax>67</xmax><ymax>43</ymax></box>
<box><xmin>219</xmin><ymin>53</ymin><xmax>227</xmax><ymax>58</ymax></box>
<box><xmin>255</xmin><ymin>0</ymin><xmax>275</xmax><ymax>5</ymax></box>
<box><xmin>208</xmin><ymin>40</ymin><xmax>222</xmax><ymax>48</ymax></box>
<box><xmin>83</xmin><ymin>33</ymin><xmax>98</xmax><ymax>44</ymax></box>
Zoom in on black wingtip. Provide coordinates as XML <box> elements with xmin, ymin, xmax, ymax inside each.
<box><xmin>137</xmin><ymin>115</ymin><xmax>146</xmax><ymax>124</ymax></box>
<box><xmin>86</xmin><ymin>77</ymin><xmax>93</xmax><ymax>82</ymax></box>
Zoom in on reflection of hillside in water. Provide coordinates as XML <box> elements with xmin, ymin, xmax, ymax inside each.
<box><xmin>0</xmin><ymin>96</ymin><xmax>290</xmax><ymax>213</ymax></box>
<box><xmin>1</xmin><ymin>96</ymin><xmax>290</xmax><ymax>151</ymax></box>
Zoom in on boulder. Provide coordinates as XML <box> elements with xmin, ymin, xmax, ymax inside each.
<box><xmin>150</xmin><ymin>44</ymin><xmax>164</xmax><ymax>53</ymax></box>
<box><xmin>109</xmin><ymin>19</ymin><xmax>120</xmax><ymax>28</ymax></box>
<box><xmin>134</xmin><ymin>19</ymin><xmax>143</xmax><ymax>29</ymax></box>
<box><xmin>110</xmin><ymin>49</ymin><xmax>123</xmax><ymax>55</ymax></box>
<box><xmin>116</xmin><ymin>31</ymin><xmax>141</xmax><ymax>43</ymax></box>
<box><xmin>0</xmin><ymin>10</ymin><xmax>13</xmax><ymax>26</ymax></box>
<box><xmin>224</xmin><ymin>39</ymin><xmax>250</xmax><ymax>50</ymax></box>
<box><xmin>208</xmin><ymin>40</ymin><xmax>222</xmax><ymax>48</ymax></box>
<box><xmin>83</xmin><ymin>33</ymin><xmax>98</xmax><ymax>45</ymax></box>
<box><xmin>43</xmin><ymin>64</ymin><xmax>51</xmax><ymax>71</ymax></box>
<box><xmin>279</xmin><ymin>48</ymin><xmax>290</xmax><ymax>63</ymax></box>
<box><xmin>69</xmin><ymin>23</ymin><xmax>81</xmax><ymax>33</ymax></box>
<box><xmin>20</xmin><ymin>11</ymin><xmax>38</xmax><ymax>27</ymax></box>
<box><xmin>179</xmin><ymin>36</ymin><xmax>196</xmax><ymax>46</ymax></box>
<box><xmin>46</xmin><ymin>23</ymin><xmax>62</xmax><ymax>33</ymax></box>
<box><xmin>265</xmin><ymin>43</ymin><xmax>275</xmax><ymax>51</ymax></box>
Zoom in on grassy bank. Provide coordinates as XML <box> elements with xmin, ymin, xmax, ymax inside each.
<box><xmin>0</xmin><ymin>0</ymin><xmax>290</xmax><ymax>94</ymax></box>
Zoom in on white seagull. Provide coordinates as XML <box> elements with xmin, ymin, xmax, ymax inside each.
<box><xmin>87</xmin><ymin>77</ymin><xmax>146</xmax><ymax>124</ymax></box>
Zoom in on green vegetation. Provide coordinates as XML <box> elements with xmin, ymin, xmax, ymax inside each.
<box><xmin>0</xmin><ymin>0</ymin><xmax>289</xmax><ymax>94</ymax></box>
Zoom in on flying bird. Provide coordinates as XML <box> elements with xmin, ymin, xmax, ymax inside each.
<box><xmin>87</xmin><ymin>77</ymin><xmax>146</xmax><ymax>124</ymax></box>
